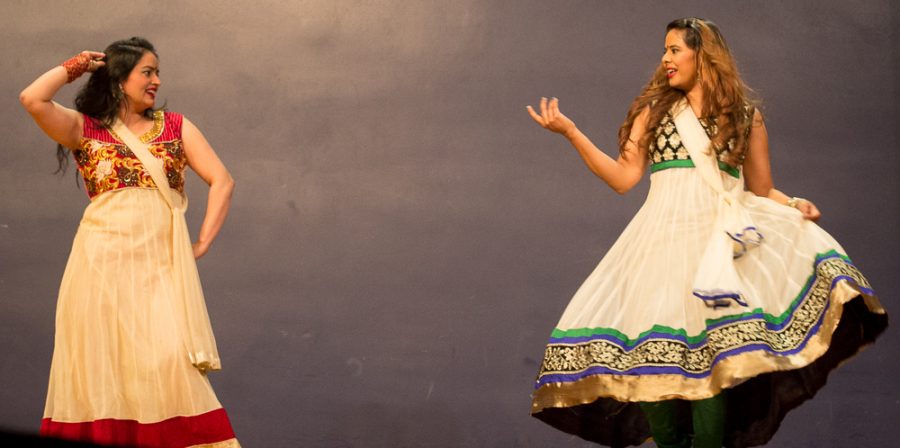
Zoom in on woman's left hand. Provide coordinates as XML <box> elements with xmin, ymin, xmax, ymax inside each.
<box><xmin>192</xmin><ymin>241</ymin><xmax>210</xmax><ymax>259</ymax></box>
<box><xmin>794</xmin><ymin>199</ymin><xmax>821</xmax><ymax>222</ymax></box>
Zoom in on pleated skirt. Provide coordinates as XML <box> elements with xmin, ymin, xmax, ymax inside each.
<box><xmin>531</xmin><ymin>167</ymin><xmax>887</xmax><ymax>447</ymax></box>
<box><xmin>41</xmin><ymin>188</ymin><xmax>239</xmax><ymax>448</ymax></box>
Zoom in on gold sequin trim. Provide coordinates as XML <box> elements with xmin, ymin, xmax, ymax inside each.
<box><xmin>107</xmin><ymin>109</ymin><xmax>165</xmax><ymax>144</ymax></box>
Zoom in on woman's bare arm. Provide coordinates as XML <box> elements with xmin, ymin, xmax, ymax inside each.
<box><xmin>743</xmin><ymin>109</ymin><xmax>821</xmax><ymax>221</ymax></box>
<box><xmin>19</xmin><ymin>51</ymin><xmax>105</xmax><ymax>149</ymax></box>
<box><xmin>182</xmin><ymin>117</ymin><xmax>235</xmax><ymax>259</ymax></box>
<box><xmin>527</xmin><ymin>97</ymin><xmax>648</xmax><ymax>194</ymax></box>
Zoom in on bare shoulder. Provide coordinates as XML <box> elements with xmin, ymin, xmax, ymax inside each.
<box><xmin>631</xmin><ymin>105</ymin><xmax>653</xmax><ymax>133</ymax></box>
<box><xmin>638</xmin><ymin>104</ymin><xmax>652</xmax><ymax>121</ymax></box>
<box><xmin>752</xmin><ymin>108</ymin><xmax>764</xmax><ymax>126</ymax></box>
<box><xmin>180</xmin><ymin>115</ymin><xmax>209</xmax><ymax>142</ymax></box>
<box><xmin>181</xmin><ymin>115</ymin><xmax>198</xmax><ymax>131</ymax></box>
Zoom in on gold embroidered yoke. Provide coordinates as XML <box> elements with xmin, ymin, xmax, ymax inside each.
<box><xmin>74</xmin><ymin>110</ymin><xmax>187</xmax><ymax>199</ymax></box>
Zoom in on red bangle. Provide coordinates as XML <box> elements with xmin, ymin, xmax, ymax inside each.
<box><xmin>61</xmin><ymin>54</ymin><xmax>91</xmax><ymax>83</ymax></box>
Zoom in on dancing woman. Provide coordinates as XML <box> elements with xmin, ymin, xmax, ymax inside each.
<box><xmin>526</xmin><ymin>18</ymin><xmax>886</xmax><ymax>448</ymax></box>
<box><xmin>20</xmin><ymin>37</ymin><xmax>238</xmax><ymax>447</ymax></box>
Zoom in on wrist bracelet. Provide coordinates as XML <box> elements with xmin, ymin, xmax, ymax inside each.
<box><xmin>61</xmin><ymin>54</ymin><xmax>91</xmax><ymax>83</ymax></box>
<box><xmin>786</xmin><ymin>197</ymin><xmax>805</xmax><ymax>209</ymax></box>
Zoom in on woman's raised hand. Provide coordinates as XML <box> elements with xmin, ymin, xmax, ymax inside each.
<box><xmin>526</xmin><ymin>97</ymin><xmax>577</xmax><ymax>137</ymax></box>
<box><xmin>60</xmin><ymin>51</ymin><xmax>106</xmax><ymax>84</ymax></box>
<box><xmin>68</xmin><ymin>51</ymin><xmax>107</xmax><ymax>74</ymax></box>
<box><xmin>81</xmin><ymin>51</ymin><xmax>107</xmax><ymax>72</ymax></box>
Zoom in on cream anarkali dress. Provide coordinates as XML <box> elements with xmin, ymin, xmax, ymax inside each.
<box><xmin>531</xmin><ymin>102</ymin><xmax>887</xmax><ymax>447</ymax></box>
<box><xmin>40</xmin><ymin>111</ymin><xmax>239</xmax><ymax>447</ymax></box>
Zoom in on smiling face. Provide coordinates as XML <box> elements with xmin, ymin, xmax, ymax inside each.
<box><xmin>661</xmin><ymin>29</ymin><xmax>698</xmax><ymax>92</ymax></box>
<box><xmin>120</xmin><ymin>51</ymin><xmax>160</xmax><ymax>113</ymax></box>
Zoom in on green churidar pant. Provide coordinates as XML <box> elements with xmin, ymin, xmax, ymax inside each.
<box><xmin>638</xmin><ymin>393</ymin><xmax>726</xmax><ymax>448</ymax></box>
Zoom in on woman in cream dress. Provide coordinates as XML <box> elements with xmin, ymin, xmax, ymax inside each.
<box><xmin>20</xmin><ymin>37</ymin><xmax>239</xmax><ymax>447</ymax></box>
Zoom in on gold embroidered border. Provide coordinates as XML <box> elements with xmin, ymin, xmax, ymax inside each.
<box><xmin>532</xmin><ymin>259</ymin><xmax>884</xmax><ymax>412</ymax></box>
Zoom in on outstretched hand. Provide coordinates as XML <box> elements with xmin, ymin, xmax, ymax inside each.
<box><xmin>526</xmin><ymin>97</ymin><xmax>577</xmax><ymax>137</ymax></box>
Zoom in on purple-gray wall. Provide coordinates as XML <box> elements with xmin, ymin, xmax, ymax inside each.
<box><xmin>1</xmin><ymin>1</ymin><xmax>897</xmax><ymax>446</ymax></box>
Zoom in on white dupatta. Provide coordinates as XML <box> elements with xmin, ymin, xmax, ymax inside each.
<box><xmin>671</xmin><ymin>100</ymin><xmax>762</xmax><ymax>308</ymax></box>
<box><xmin>112</xmin><ymin>118</ymin><xmax>222</xmax><ymax>371</ymax></box>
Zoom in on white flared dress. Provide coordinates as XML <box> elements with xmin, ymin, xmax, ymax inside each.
<box><xmin>40</xmin><ymin>111</ymin><xmax>239</xmax><ymax>447</ymax></box>
<box><xmin>531</xmin><ymin>103</ymin><xmax>887</xmax><ymax>447</ymax></box>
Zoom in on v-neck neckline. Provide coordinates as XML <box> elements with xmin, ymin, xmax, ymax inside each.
<box><xmin>110</xmin><ymin>110</ymin><xmax>165</xmax><ymax>144</ymax></box>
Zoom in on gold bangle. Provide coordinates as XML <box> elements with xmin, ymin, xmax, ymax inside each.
<box><xmin>786</xmin><ymin>197</ymin><xmax>805</xmax><ymax>209</ymax></box>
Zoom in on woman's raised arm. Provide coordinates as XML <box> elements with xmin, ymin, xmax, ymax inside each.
<box><xmin>527</xmin><ymin>97</ymin><xmax>648</xmax><ymax>194</ymax></box>
<box><xmin>19</xmin><ymin>51</ymin><xmax>105</xmax><ymax>149</ymax></box>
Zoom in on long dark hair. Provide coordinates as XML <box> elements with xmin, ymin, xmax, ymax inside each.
<box><xmin>56</xmin><ymin>37</ymin><xmax>161</xmax><ymax>174</ymax></box>
<box><xmin>617</xmin><ymin>18</ymin><xmax>756</xmax><ymax>166</ymax></box>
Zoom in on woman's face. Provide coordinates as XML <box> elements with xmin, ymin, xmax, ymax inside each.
<box><xmin>661</xmin><ymin>29</ymin><xmax>697</xmax><ymax>92</ymax></box>
<box><xmin>120</xmin><ymin>51</ymin><xmax>160</xmax><ymax>113</ymax></box>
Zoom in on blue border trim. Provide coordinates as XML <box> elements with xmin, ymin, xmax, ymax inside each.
<box><xmin>729</xmin><ymin>226</ymin><xmax>764</xmax><ymax>259</ymax></box>
<box><xmin>536</xmin><ymin>300</ymin><xmax>833</xmax><ymax>387</ymax></box>
<box><xmin>536</xmin><ymin>254</ymin><xmax>872</xmax><ymax>387</ymax></box>
<box><xmin>693</xmin><ymin>291</ymin><xmax>749</xmax><ymax>308</ymax></box>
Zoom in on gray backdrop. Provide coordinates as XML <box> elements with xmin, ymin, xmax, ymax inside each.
<box><xmin>1</xmin><ymin>1</ymin><xmax>897</xmax><ymax>446</ymax></box>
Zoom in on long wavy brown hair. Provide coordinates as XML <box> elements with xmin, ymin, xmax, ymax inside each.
<box><xmin>618</xmin><ymin>18</ymin><xmax>756</xmax><ymax>166</ymax></box>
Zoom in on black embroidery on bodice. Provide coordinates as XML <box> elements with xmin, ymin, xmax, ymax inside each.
<box><xmin>648</xmin><ymin>108</ymin><xmax>753</xmax><ymax>167</ymax></box>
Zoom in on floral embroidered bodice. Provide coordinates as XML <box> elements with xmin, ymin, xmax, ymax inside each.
<box><xmin>74</xmin><ymin>111</ymin><xmax>187</xmax><ymax>199</ymax></box>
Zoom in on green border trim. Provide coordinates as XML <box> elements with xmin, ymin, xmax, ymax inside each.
<box><xmin>717</xmin><ymin>161</ymin><xmax>740</xmax><ymax>178</ymax></box>
<box><xmin>649</xmin><ymin>159</ymin><xmax>740</xmax><ymax>179</ymax></box>
<box><xmin>549</xmin><ymin>249</ymin><xmax>853</xmax><ymax>345</ymax></box>
<box><xmin>649</xmin><ymin>159</ymin><xmax>695</xmax><ymax>173</ymax></box>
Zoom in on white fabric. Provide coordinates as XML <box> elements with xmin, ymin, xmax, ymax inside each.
<box><xmin>554</xmin><ymin>163</ymin><xmax>838</xmax><ymax>337</ymax></box>
<box><xmin>672</xmin><ymin>101</ymin><xmax>759</xmax><ymax>308</ymax></box>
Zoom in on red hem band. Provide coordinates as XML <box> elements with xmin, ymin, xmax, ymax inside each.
<box><xmin>40</xmin><ymin>408</ymin><xmax>235</xmax><ymax>447</ymax></box>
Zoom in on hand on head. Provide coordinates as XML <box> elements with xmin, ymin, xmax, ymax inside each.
<box><xmin>61</xmin><ymin>51</ymin><xmax>106</xmax><ymax>83</ymax></box>
<box><xmin>82</xmin><ymin>51</ymin><xmax>107</xmax><ymax>72</ymax></box>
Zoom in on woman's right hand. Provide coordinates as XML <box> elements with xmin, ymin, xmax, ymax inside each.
<box><xmin>62</xmin><ymin>51</ymin><xmax>107</xmax><ymax>81</ymax></box>
<box><xmin>526</xmin><ymin>97</ymin><xmax>577</xmax><ymax>137</ymax></box>
<box><xmin>81</xmin><ymin>50</ymin><xmax>107</xmax><ymax>73</ymax></box>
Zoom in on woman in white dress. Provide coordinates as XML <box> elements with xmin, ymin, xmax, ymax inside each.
<box><xmin>20</xmin><ymin>37</ymin><xmax>239</xmax><ymax>447</ymax></box>
<box><xmin>526</xmin><ymin>18</ymin><xmax>886</xmax><ymax>448</ymax></box>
